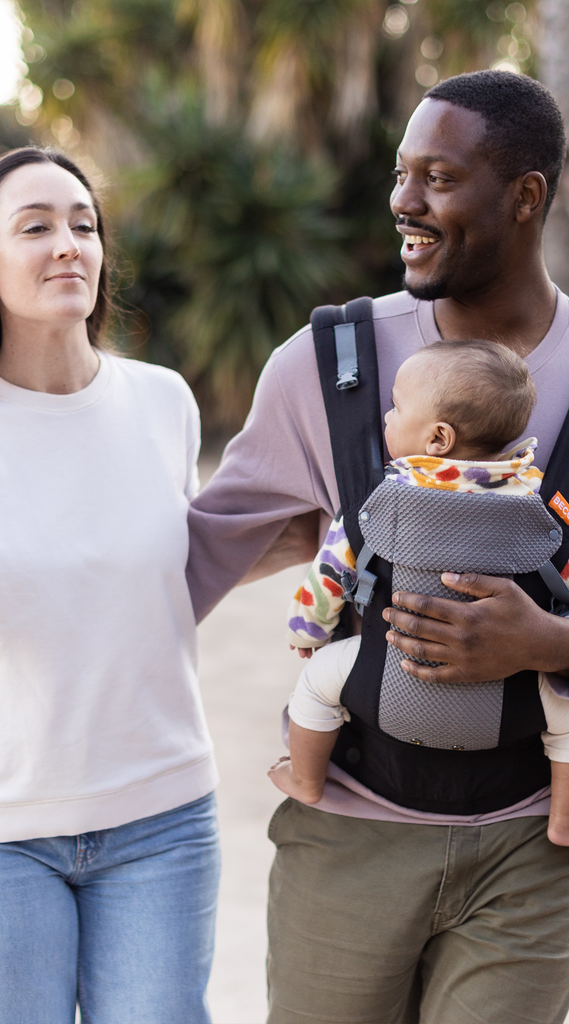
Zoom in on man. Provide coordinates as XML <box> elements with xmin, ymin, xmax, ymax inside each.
<box><xmin>188</xmin><ymin>71</ymin><xmax>569</xmax><ymax>1023</ymax></box>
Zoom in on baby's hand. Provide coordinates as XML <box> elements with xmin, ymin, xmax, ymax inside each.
<box><xmin>289</xmin><ymin>645</ymin><xmax>313</xmax><ymax>659</ymax></box>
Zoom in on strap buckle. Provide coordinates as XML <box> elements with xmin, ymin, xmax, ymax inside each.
<box><xmin>340</xmin><ymin>571</ymin><xmax>356</xmax><ymax>602</ymax></box>
<box><xmin>354</xmin><ymin>569</ymin><xmax>377</xmax><ymax>615</ymax></box>
<box><xmin>336</xmin><ymin>370</ymin><xmax>359</xmax><ymax>390</ymax></box>
<box><xmin>341</xmin><ymin>542</ymin><xmax>377</xmax><ymax>616</ymax></box>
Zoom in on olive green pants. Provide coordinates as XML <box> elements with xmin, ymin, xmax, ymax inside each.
<box><xmin>267</xmin><ymin>799</ymin><xmax>569</xmax><ymax>1024</ymax></box>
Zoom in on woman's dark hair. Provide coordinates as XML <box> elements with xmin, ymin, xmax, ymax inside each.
<box><xmin>0</xmin><ymin>147</ymin><xmax>110</xmax><ymax>346</ymax></box>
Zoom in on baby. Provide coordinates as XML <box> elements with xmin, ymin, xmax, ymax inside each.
<box><xmin>269</xmin><ymin>339</ymin><xmax>569</xmax><ymax>845</ymax></box>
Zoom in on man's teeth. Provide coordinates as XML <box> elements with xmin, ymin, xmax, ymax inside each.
<box><xmin>406</xmin><ymin>235</ymin><xmax>437</xmax><ymax>244</ymax></box>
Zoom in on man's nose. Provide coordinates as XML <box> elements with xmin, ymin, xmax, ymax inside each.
<box><xmin>390</xmin><ymin>176</ymin><xmax>428</xmax><ymax>220</ymax></box>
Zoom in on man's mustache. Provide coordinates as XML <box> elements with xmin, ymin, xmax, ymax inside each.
<box><xmin>395</xmin><ymin>216</ymin><xmax>442</xmax><ymax>239</ymax></box>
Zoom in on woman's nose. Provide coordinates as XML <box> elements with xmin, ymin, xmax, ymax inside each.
<box><xmin>53</xmin><ymin>227</ymin><xmax>80</xmax><ymax>260</ymax></box>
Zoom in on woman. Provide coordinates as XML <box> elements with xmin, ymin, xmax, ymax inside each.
<box><xmin>0</xmin><ymin>147</ymin><xmax>220</xmax><ymax>1024</ymax></box>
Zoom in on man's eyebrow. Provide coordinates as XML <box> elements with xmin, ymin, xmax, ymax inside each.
<box><xmin>399</xmin><ymin>153</ymin><xmax>454</xmax><ymax>164</ymax></box>
<box><xmin>10</xmin><ymin>201</ymin><xmax>93</xmax><ymax>219</ymax></box>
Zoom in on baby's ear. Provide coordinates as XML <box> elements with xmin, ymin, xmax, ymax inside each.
<box><xmin>425</xmin><ymin>421</ymin><xmax>456</xmax><ymax>457</ymax></box>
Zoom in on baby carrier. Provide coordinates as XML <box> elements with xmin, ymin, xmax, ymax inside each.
<box><xmin>312</xmin><ymin>296</ymin><xmax>569</xmax><ymax>815</ymax></box>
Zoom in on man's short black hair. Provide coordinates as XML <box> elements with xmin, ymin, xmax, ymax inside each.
<box><xmin>425</xmin><ymin>71</ymin><xmax>566</xmax><ymax>216</ymax></box>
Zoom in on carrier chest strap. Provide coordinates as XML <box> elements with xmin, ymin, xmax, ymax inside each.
<box><xmin>343</xmin><ymin>543</ymin><xmax>569</xmax><ymax>616</ymax></box>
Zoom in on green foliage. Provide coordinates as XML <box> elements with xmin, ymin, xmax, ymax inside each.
<box><xmin>424</xmin><ymin>0</ymin><xmax>500</xmax><ymax>37</ymax></box>
<box><xmin>116</xmin><ymin>82</ymin><xmax>355</xmax><ymax>421</ymax></box>
<box><xmin>13</xmin><ymin>0</ymin><xmax>535</xmax><ymax>430</ymax></box>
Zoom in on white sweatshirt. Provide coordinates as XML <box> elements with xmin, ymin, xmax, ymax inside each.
<box><xmin>0</xmin><ymin>351</ymin><xmax>217</xmax><ymax>842</ymax></box>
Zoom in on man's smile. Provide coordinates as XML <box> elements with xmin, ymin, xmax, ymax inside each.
<box><xmin>398</xmin><ymin>234</ymin><xmax>441</xmax><ymax>264</ymax></box>
<box><xmin>404</xmin><ymin>235</ymin><xmax>438</xmax><ymax>246</ymax></box>
<box><xmin>396</xmin><ymin>224</ymin><xmax>441</xmax><ymax>261</ymax></box>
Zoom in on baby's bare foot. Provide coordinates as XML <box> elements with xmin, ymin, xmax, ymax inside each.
<box><xmin>268</xmin><ymin>759</ymin><xmax>323</xmax><ymax>804</ymax></box>
<box><xmin>547</xmin><ymin>812</ymin><xmax>569</xmax><ymax>846</ymax></box>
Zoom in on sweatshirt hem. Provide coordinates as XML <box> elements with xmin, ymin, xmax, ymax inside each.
<box><xmin>0</xmin><ymin>754</ymin><xmax>219</xmax><ymax>842</ymax></box>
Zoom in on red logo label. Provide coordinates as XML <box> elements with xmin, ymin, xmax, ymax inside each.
<box><xmin>549</xmin><ymin>491</ymin><xmax>569</xmax><ymax>526</ymax></box>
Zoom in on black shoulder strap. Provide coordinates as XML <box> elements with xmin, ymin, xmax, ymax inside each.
<box><xmin>311</xmin><ymin>296</ymin><xmax>384</xmax><ymax>554</ymax></box>
<box><xmin>513</xmin><ymin>403</ymin><xmax>569</xmax><ymax>611</ymax></box>
<box><xmin>539</xmin><ymin>403</ymin><xmax>569</xmax><ymax>578</ymax></box>
<box><xmin>540</xmin><ymin>403</ymin><xmax>569</xmax><ymax>506</ymax></box>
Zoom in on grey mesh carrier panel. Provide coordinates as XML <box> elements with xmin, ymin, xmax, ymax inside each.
<box><xmin>358</xmin><ymin>480</ymin><xmax>562</xmax><ymax>750</ymax></box>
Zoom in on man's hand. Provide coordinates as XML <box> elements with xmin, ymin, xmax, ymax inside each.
<box><xmin>382</xmin><ymin>572</ymin><xmax>569</xmax><ymax>684</ymax></box>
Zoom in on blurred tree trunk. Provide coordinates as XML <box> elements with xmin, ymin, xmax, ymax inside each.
<box><xmin>540</xmin><ymin>0</ymin><xmax>569</xmax><ymax>294</ymax></box>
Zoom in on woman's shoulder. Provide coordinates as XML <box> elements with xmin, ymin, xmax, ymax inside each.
<box><xmin>104</xmin><ymin>353</ymin><xmax>199</xmax><ymax>416</ymax></box>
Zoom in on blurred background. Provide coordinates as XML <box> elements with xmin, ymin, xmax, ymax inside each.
<box><xmin>0</xmin><ymin>0</ymin><xmax>566</xmax><ymax>445</ymax></box>
<box><xmin>1</xmin><ymin>3</ymin><xmax>569</xmax><ymax>1021</ymax></box>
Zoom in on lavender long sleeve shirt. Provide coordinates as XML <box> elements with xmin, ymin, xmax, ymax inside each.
<box><xmin>187</xmin><ymin>288</ymin><xmax>569</xmax><ymax>824</ymax></box>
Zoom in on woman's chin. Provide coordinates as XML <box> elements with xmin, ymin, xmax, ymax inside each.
<box><xmin>34</xmin><ymin>302</ymin><xmax>95</xmax><ymax>329</ymax></box>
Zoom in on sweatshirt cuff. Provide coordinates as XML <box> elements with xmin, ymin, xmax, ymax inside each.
<box><xmin>286</xmin><ymin>628</ymin><xmax>329</xmax><ymax>649</ymax></box>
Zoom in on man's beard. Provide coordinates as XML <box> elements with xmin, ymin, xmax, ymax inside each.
<box><xmin>403</xmin><ymin>273</ymin><xmax>449</xmax><ymax>301</ymax></box>
<box><xmin>403</xmin><ymin>236</ymin><xmax>502</xmax><ymax>302</ymax></box>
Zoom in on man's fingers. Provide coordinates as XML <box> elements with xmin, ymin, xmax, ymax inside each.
<box><xmin>399</xmin><ymin>658</ymin><xmax>463</xmax><ymax>685</ymax></box>
<box><xmin>389</xmin><ymin>574</ymin><xmax>511</xmax><ymax>623</ymax></box>
<box><xmin>383</xmin><ymin>606</ymin><xmax>451</xmax><ymax>642</ymax></box>
<box><xmin>386</xmin><ymin>629</ymin><xmax>450</xmax><ymax>665</ymax></box>
<box><xmin>389</xmin><ymin>590</ymin><xmax>465</xmax><ymax>623</ymax></box>
<box><xmin>440</xmin><ymin>571</ymin><xmax>507</xmax><ymax>599</ymax></box>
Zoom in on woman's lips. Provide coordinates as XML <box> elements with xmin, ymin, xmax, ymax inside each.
<box><xmin>47</xmin><ymin>273</ymin><xmax>83</xmax><ymax>280</ymax></box>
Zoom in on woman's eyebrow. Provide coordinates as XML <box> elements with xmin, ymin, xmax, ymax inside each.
<box><xmin>10</xmin><ymin>200</ymin><xmax>92</xmax><ymax>219</ymax></box>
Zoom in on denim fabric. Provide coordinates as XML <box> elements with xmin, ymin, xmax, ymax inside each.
<box><xmin>0</xmin><ymin>792</ymin><xmax>221</xmax><ymax>1024</ymax></box>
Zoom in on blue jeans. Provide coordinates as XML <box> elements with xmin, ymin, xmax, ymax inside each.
<box><xmin>0</xmin><ymin>792</ymin><xmax>221</xmax><ymax>1024</ymax></box>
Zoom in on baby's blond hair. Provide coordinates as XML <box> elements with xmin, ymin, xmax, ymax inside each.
<box><xmin>412</xmin><ymin>340</ymin><xmax>536</xmax><ymax>457</ymax></box>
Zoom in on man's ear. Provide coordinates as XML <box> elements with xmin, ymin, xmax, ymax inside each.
<box><xmin>425</xmin><ymin>421</ymin><xmax>456</xmax><ymax>457</ymax></box>
<box><xmin>515</xmin><ymin>171</ymin><xmax>548</xmax><ymax>224</ymax></box>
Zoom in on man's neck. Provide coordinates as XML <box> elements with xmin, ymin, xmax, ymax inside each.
<box><xmin>433</xmin><ymin>261</ymin><xmax>557</xmax><ymax>358</ymax></box>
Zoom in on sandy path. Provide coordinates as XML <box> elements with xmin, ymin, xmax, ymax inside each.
<box><xmin>200</xmin><ymin>564</ymin><xmax>307</xmax><ymax>1024</ymax></box>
